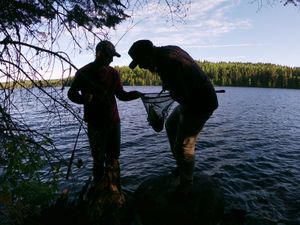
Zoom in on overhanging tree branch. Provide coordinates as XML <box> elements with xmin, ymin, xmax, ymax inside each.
<box><xmin>0</xmin><ymin>39</ymin><xmax>78</xmax><ymax>70</ymax></box>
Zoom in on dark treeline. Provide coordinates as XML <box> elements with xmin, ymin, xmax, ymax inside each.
<box><xmin>200</xmin><ymin>61</ymin><xmax>300</xmax><ymax>89</ymax></box>
<box><xmin>114</xmin><ymin>61</ymin><xmax>300</xmax><ymax>89</ymax></box>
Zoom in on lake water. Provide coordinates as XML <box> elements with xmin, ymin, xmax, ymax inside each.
<box><xmin>7</xmin><ymin>86</ymin><xmax>300</xmax><ymax>225</ymax></box>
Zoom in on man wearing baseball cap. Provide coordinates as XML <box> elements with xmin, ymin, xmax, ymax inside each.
<box><xmin>128</xmin><ymin>40</ymin><xmax>218</xmax><ymax>195</ymax></box>
<box><xmin>68</xmin><ymin>40</ymin><xmax>141</xmax><ymax>187</ymax></box>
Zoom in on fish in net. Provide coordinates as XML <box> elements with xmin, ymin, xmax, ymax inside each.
<box><xmin>141</xmin><ymin>92</ymin><xmax>174</xmax><ymax>132</ymax></box>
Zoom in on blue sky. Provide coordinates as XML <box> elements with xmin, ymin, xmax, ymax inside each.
<box><xmin>72</xmin><ymin>1</ymin><xmax>300</xmax><ymax>69</ymax></box>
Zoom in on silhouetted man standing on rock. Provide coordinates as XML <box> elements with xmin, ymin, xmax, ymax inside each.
<box><xmin>128</xmin><ymin>40</ymin><xmax>218</xmax><ymax>195</ymax></box>
<box><xmin>68</xmin><ymin>40</ymin><xmax>141</xmax><ymax>186</ymax></box>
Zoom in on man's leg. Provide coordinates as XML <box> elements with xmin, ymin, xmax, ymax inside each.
<box><xmin>105</xmin><ymin>123</ymin><xmax>121</xmax><ymax>191</ymax></box>
<box><xmin>173</xmin><ymin>108</ymin><xmax>210</xmax><ymax>189</ymax></box>
<box><xmin>165</xmin><ymin>106</ymin><xmax>180</xmax><ymax>159</ymax></box>
<box><xmin>87</xmin><ymin>124</ymin><xmax>107</xmax><ymax>184</ymax></box>
<box><xmin>165</xmin><ymin>106</ymin><xmax>181</xmax><ymax>177</ymax></box>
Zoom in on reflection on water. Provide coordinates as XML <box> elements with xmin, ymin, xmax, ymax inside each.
<box><xmin>8</xmin><ymin>86</ymin><xmax>300</xmax><ymax>225</ymax></box>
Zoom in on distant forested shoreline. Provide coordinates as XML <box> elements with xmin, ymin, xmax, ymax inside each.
<box><xmin>114</xmin><ymin>61</ymin><xmax>300</xmax><ymax>89</ymax></box>
<box><xmin>2</xmin><ymin>61</ymin><xmax>299</xmax><ymax>89</ymax></box>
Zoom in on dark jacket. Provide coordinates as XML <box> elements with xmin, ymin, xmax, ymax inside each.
<box><xmin>154</xmin><ymin>46</ymin><xmax>218</xmax><ymax>114</ymax></box>
<box><xmin>68</xmin><ymin>61</ymin><xmax>139</xmax><ymax>125</ymax></box>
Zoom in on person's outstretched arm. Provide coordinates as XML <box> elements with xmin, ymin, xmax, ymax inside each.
<box><xmin>114</xmin><ymin>71</ymin><xmax>142</xmax><ymax>101</ymax></box>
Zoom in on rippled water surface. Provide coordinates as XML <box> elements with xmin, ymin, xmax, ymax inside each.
<box><xmin>10</xmin><ymin>86</ymin><xmax>300</xmax><ymax>224</ymax></box>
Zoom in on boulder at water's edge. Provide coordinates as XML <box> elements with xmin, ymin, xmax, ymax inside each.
<box><xmin>133</xmin><ymin>174</ymin><xmax>224</xmax><ymax>225</ymax></box>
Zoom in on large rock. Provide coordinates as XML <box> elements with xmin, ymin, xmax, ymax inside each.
<box><xmin>133</xmin><ymin>174</ymin><xmax>224</xmax><ymax>225</ymax></box>
<box><xmin>21</xmin><ymin>174</ymin><xmax>225</xmax><ymax>225</ymax></box>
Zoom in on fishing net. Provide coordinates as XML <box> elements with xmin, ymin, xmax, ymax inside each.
<box><xmin>141</xmin><ymin>92</ymin><xmax>174</xmax><ymax>132</ymax></box>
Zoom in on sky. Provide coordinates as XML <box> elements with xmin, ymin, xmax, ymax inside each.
<box><xmin>70</xmin><ymin>0</ymin><xmax>300</xmax><ymax>70</ymax></box>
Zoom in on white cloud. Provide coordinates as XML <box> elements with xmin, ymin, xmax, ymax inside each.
<box><xmin>70</xmin><ymin>0</ymin><xmax>254</xmax><ymax>67</ymax></box>
<box><xmin>205</xmin><ymin>55</ymin><xmax>247</xmax><ymax>62</ymax></box>
<box><xmin>185</xmin><ymin>43</ymin><xmax>265</xmax><ymax>48</ymax></box>
<box><xmin>110</xmin><ymin>0</ymin><xmax>251</xmax><ymax>47</ymax></box>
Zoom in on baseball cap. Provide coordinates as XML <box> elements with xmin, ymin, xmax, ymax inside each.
<box><xmin>128</xmin><ymin>40</ymin><xmax>154</xmax><ymax>69</ymax></box>
<box><xmin>96</xmin><ymin>40</ymin><xmax>121</xmax><ymax>57</ymax></box>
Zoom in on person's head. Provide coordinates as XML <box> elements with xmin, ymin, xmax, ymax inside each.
<box><xmin>128</xmin><ymin>40</ymin><xmax>155</xmax><ymax>72</ymax></box>
<box><xmin>95</xmin><ymin>40</ymin><xmax>120</xmax><ymax>66</ymax></box>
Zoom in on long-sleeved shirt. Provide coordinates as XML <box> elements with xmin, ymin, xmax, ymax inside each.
<box><xmin>68</xmin><ymin>61</ymin><xmax>140</xmax><ymax>125</ymax></box>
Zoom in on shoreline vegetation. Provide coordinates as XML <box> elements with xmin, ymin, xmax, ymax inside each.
<box><xmin>1</xmin><ymin>61</ymin><xmax>299</xmax><ymax>89</ymax></box>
